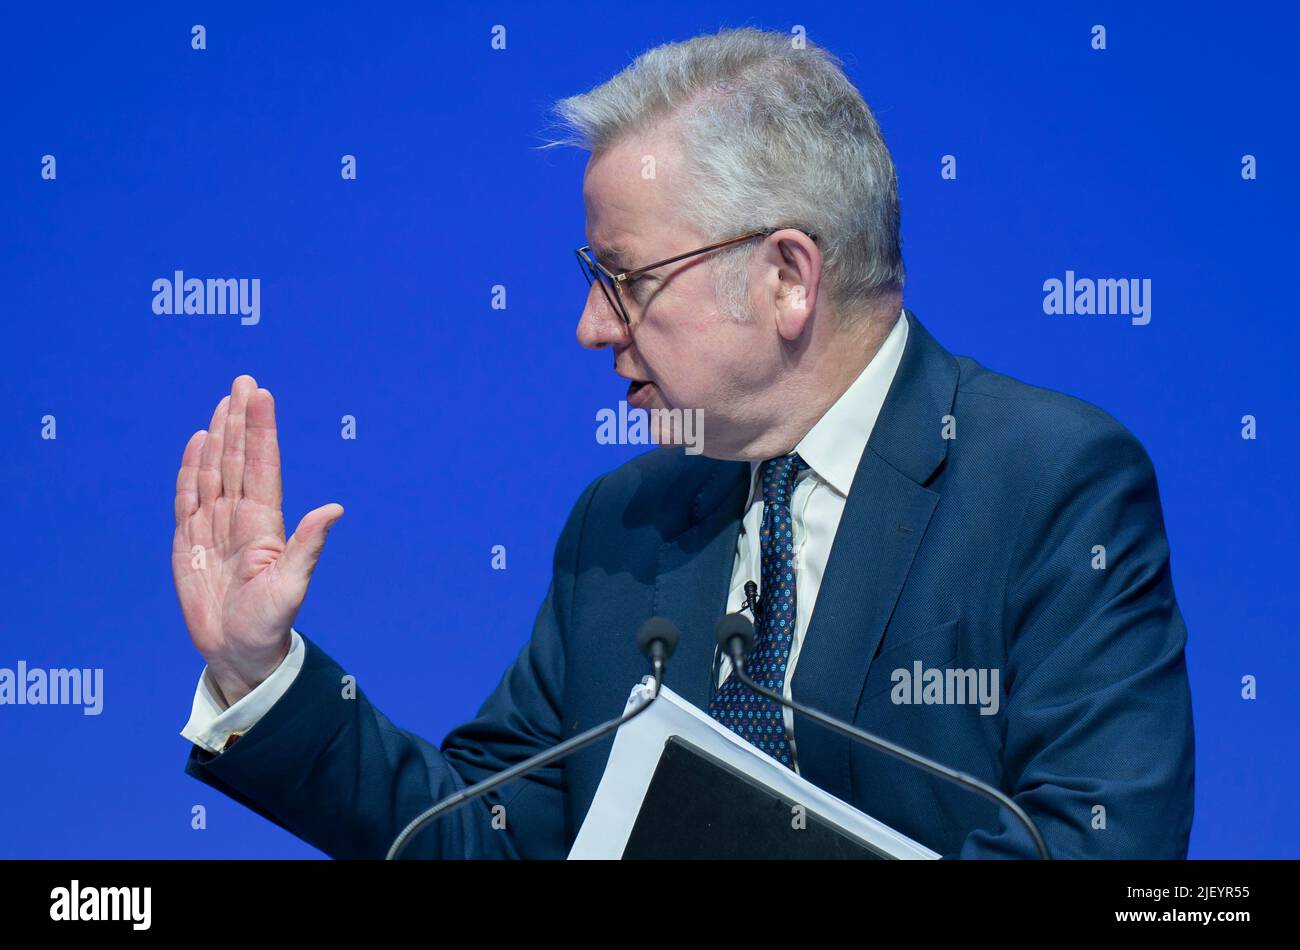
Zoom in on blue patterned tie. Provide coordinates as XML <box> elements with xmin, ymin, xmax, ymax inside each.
<box><xmin>709</xmin><ymin>452</ymin><xmax>809</xmax><ymax>768</ymax></box>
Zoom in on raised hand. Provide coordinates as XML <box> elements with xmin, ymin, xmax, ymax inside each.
<box><xmin>172</xmin><ymin>375</ymin><xmax>344</xmax><ymax>706</ymax></box>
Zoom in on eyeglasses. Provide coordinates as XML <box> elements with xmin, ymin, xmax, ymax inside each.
<box><xmin>575</xmin><ymin>227</ymin><xmax>819</xmax><ymax>327</ymax></box>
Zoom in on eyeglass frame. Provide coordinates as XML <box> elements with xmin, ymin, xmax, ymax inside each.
<box><xmin>575</xmin><ymin>226</ymin><xmax>820</xmax><ymax>327</ymax></box>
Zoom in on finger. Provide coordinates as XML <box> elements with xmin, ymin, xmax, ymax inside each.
<box><xmin>244</xmin><ymin>388</ymin><xmax>282</xmax><ymax>509</ymax></box>
<box><xmin>222</xmin><ymin>375</ymin><xmax>258</xmax><ymax>500</ymax></box>
<box><xmin>280</xmin><ymin>503</ymin><xmax>345</xmax><ymax>585</ymax></box>
<box><xmin>175</xmin><ymin>429</ymin><xmax>207</xmax><ymax>526</ymax></box>
<box><xmin>197</xmin><ymin>395</ymin><xmax>230</xmax><ymax>506</ymax></box>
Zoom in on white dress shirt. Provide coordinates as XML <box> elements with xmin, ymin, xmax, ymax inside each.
<box><xmin>182</xmin><ymin>632</ymin><xmax>307</xmax><ymax>754</ymax></box>
<box><xmin>182</xmin><ymin>310</ymin><xmax>910</xmax><ymax>759</ymax></box>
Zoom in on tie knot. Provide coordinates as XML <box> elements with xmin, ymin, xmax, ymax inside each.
<box><xmin>759</xmin><ymin>453</ymin><xmax>809</xmax><ymax>507</ymax></box>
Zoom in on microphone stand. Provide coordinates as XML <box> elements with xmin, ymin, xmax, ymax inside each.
<box><xmin>386</xmin><ymin>619</ymin><xmax>678</xmax><ymax>860</ymax></box>
<box><xmin>720</xmin><ymin>615</ymin><xmax>1051</xmax><ymax>860</ymax></box>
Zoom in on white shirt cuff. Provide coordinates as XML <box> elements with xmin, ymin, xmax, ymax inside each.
<box><xmin>180</xmin><ymin>629</ymin><xmax>306</xmax><ymax>755</ymax></box>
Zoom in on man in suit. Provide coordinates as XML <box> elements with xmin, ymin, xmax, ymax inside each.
<box><xmin>174</xmin><ymin>28</ymin><xmax>1194</xmax><ymax>859</ymax></box>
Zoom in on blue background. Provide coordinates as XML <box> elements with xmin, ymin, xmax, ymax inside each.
<box><xmin>0</xmin><ymin>1</ymin><xmax>1295</xmax><ymax>858</ymax></box>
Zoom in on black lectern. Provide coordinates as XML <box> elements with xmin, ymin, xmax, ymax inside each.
<box><xmin>622</xmin><ymin>736</ymin><xmax>891</xmax><ymax>860</ymax></box>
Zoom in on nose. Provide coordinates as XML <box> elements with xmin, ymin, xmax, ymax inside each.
<box><xmin>576</xmin><ymin>283</ymin><xmax>630</xmax><ymax>350</ymax></box>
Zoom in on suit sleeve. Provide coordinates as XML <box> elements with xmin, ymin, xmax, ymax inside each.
<box><xmin>957</xmin><ymin>419</ymin><xmax>1195</xmax><ymax>859</ymax></box>
<box><xmin>184</xmin><ymin>475</ymin><xmax>604</xmax><ymax>860</ymax></box>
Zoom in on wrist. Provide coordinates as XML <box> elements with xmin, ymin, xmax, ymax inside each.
<box><xmin>206</xmin><ymin>636</ymin><xmax>292</xmax><ymax>707</ymax></box>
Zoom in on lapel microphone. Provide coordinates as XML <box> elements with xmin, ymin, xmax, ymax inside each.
<box><xmin>742</xmin><ymin>580</ymin><xmax>763</xmax><ymax>623</ymax></box>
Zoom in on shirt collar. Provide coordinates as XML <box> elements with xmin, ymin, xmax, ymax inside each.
<box><xmin>747</xmin><ymin>308</ymin><xmax>909</xmax><ymax>501</ymax></box>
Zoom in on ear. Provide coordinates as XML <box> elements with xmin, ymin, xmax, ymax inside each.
<box><xmin>757</xmin><ymin>229</ymin><xmax>823</xmax><ymax>342</ymax></box>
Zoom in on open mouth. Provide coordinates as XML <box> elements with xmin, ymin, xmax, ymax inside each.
<box><xmin>626</xmin><ymin>378</ymin><xmax>655</xmax><ymax>407</ymax></box>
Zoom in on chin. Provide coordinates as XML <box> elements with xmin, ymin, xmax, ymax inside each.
<box><xmin>644</xmin><ymin>397</ymin><xmax>722</xmax><ymax>459</ymax></box>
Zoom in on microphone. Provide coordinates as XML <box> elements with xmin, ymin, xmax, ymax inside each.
<box><xmin>714</xmin><ymin>613</ymin><xmax>1052</xmax><ymax>860</ymax></box>
<box><xmin>637</xmin><ymin>616</ymin><xmax>677</xmax><ymax>682</ymax></box>
<box><xmin>741</xmin><ymin>580</ymin><xmax>763</xmax><ymax>623</ymax></box>
<box><xmin>386</xmin><ymin>617</ymin><xmax>680</xmax><ymax>860</ymax></box>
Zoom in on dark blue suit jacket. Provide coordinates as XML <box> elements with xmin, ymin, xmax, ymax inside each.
<box><xmin>187</xmin><ymin>310</ymin><xmax>1195</xmax><ymax>859</ymax></box>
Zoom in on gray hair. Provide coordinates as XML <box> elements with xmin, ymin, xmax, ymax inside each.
<box><xmin>544</xmin><ymin>27</ymin><xmax>904</xmax><ymax>321</ymax></box>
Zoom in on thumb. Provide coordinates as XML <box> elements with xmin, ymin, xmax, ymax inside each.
<box><xmin>281</xmin><ymin>503</ymin><xmax>345</xmax><ymax>584</ymax></box>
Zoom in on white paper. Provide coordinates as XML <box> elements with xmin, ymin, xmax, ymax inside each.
<box><xmin>568</xmin><ymin>680</ymin><xmax>940</xmax><ymax>859</ymax></box>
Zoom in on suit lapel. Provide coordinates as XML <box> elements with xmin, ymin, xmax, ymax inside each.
<box><xmin>790</xmin><ymin>310</ymin><xmax>959</xmax><ymax>803</ymax></box>
<box><xmin>653</xmin><ymin>459</ymin><xmax>750</xmax><ymax>711</ymax></box>
<box><xmin>789</xmin><ymin>453</ymin><xmax>939</xmax><ymax>800</ymax></box>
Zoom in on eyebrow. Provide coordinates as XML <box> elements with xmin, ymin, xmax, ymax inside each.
<box><xmin>591</xmin><ymin>244</ymin><xmax>631</xmax><ymax>270</ymax></box>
